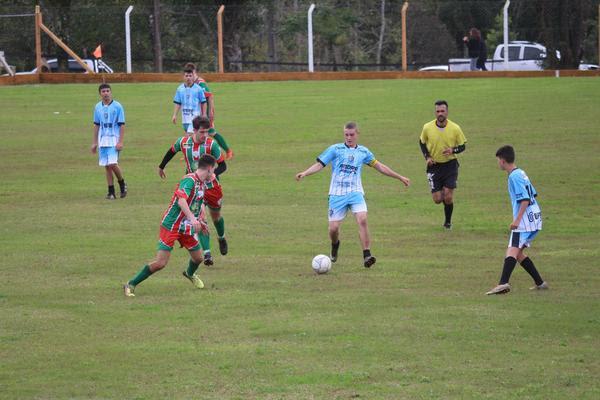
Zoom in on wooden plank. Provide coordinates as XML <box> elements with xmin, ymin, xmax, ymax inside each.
<box><xmin>39</xmin><ymin>22</ymin><xmax>95</xmax><ymax>74</ymax></box>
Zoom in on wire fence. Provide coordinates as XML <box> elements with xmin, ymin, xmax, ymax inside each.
<box><xmin>0</xmin><ymin>1</ymin><xmax>598</xmax><ymax>75</ymax></box>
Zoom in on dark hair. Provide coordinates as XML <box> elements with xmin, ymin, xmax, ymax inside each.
<box><xmin>496</xmin><ymin>145</ymin><xmax>515</xmax><ymax>163</ymax></box>
<box><xmin>344</xmin><ymin>121</ymin><xmax>359</xmax><ymax>131</ymax></box>
<box><xmin>197</xmin><ymin>154</ymin><xmax>216</xmax><ymax>169</ymax></box>
<box><xmin>470</xmin><ymin>28</ymin><xmax>481</xmax><ymax>41</ymax></box>
<box><xmin>184</xmin><ymin>62</ymin><xmax>196</xmax><ymax>73</ymax></box>
<box><xmin>435</xmin><ymin>100</ymin><xmax>448</xmax><ymax>109</ymax></box>
<box><xmin>192</xmin><ymin>116</ymin><xmax>211</xmax><ymax>130</ymax></box>
<box><xmin>98</xmin><ymin>83</ymin><xmax>111</xmax><ymax>93</ymax></box>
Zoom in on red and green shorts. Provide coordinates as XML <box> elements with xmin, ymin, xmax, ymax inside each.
<box><xmin>157</xmin><ymin>226</ymin><xmax>201</xmax><ymax>252</ymax></box>
<box><xmin>204</xmin><ymin>185</ymin><xmax>223</xmax><ymax>211</ymax></box>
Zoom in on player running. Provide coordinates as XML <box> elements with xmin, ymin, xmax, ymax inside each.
<box><xmin>158</xmin><ymin>116</ymin><xmax>229</xmax><ymax>263</ymax></box>
<box><xmin>486</xmin><ymin>145</ymin><xmax>548</xmax><ymax>295</ymax></box>
<box><xmin>186</xmin><ymin>62</ymin><xmax>234</xmax><ymax>160</ymax></box>
<box><xmin>124</xmin><ymin>154</ymin><xmax>217</xmax><ymax>297</ymax></box>
<box><xmin>171</xmin><ymin>64</ymin><xmax>207</xmax><ymax>133</ymax></box>
<box><xmin>296</xmin><ymin>122</ymin><xmax>410</xmax><ymax>268</ymax></box>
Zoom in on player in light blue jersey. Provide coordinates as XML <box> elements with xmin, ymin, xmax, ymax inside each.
<box><xmin>486</xmin><ymin>145</ymin><xmax>548</xmax><ymax>295</ymax></box>
<box><xmin>171</xmin><ymin>65</ymin><xmax>207</xmax><ymax>133</ymax></box>
<box><xmin>92</xmin><ymin>83</ymin><xmax>127</xmax><ymax>200</ymax></box>
<box><xmin>296</xmin><ymin>122</ymin><xmax>410</xmax><ymax>268</ymax></box>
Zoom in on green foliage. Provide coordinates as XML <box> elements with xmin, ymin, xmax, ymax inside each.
<box><xmin>1</xmin><ymin>77</ymin><xmax>600</xmax><ymax>398</ymax></box>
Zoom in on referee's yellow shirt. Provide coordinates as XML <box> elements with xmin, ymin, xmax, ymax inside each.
<box><xmin>419</xmin><ymin>119</ymin><xmax>467</xmax><ymax>164</ymax></box>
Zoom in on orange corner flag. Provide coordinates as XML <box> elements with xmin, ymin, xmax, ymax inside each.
<box><xmin>93</xmin><ymin>45</ymin><xmax>102</xmax><ymax>59</ymax></box>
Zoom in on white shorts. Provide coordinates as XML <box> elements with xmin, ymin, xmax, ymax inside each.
<box><xmin>508</xmin><ymin>230</ymin><xmax>539</xmax><ymax>249</ymax></box>
<box><xmin>328</xmin><ymin>193</ymin><xmax>367</xmax><ymax>221</ymax></box>
<box><xmin>98</xmin><ymin>146</ymin><xmax>119</xmax><ymax>166</ymax></box>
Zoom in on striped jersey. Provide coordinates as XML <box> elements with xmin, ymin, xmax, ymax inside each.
<box><xmin>173</xmin><ymin>83</ymin><xmax>207</xmax><ymax>124</ymax></box>
<box><xmin>317</xmin><ymin>143</ymin><xmax>377</xmax><ymax>196</ymax></box>
<box><xmin>508</xmin><ymin>168</ymin><xmax>542</xmax><ymax>232</ymax></box>
<box><xmin>161</xmin><ymin>173</ymin><xmax>206</xmax><ymax>234</ymax></box>
<box><xmin>171</xmin><ymin>135</ymin><xmax>223</xmax><ymax>189</ymax></box>
<box><xmin>93</xmin><ymin>100</ymin><xmax>125</xmax><ymax>147</ymax></box>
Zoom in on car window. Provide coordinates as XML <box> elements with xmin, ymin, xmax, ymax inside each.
<box><xmin>499</xmin><ymin>46</ymin><xmax>521</xmax><ymax>60</ymax></box>
<box><xmin>524</xmin><ymin>47</ymin><xmax>544</xmax><ymax>60</ymax></box>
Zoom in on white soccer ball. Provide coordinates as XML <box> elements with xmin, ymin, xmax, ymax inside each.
<box><xmin>312</xmin><ymin>254</ymin><xmax>332</xmax><ymax>274</ymax></box>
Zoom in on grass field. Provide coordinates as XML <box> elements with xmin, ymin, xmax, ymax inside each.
<box><xmin>1</xmin><ymin>77</ymin><xmax>599</xmax><ymax>399</ymax></box>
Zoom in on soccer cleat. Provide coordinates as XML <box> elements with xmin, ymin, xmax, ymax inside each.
<box><xmin>120</xmin><ymin>182</ymin><xmax>128</xmax><ymax>198</ymax></box>
<box><xmin>203</xmin><ymin>252</ymin><xmax>214</xmax><ymax>266</ymax></box>
<box><xmin>225</xmin><ymin>149</ymin><xmax>234</xmax><ymax>160</ymax></box>
<box><xmin>443</xmin><ymin>222</ymin><xmax>452</xmax><ymax>230</ymax></box>
<box><xmin>364</xmin><ymin>255</ymin><xmax>377</xmax><ymax>268</ymax></box>
<box><xmin>106</xmin><ymin>193</ymin><xmax>116</xmax><ymax>200</ymax></box>
<box><xmin>530</xmin><ymin>281</ymin><xmax>549</xmax><ymax>290</ymax></box>
<box><xmin>485</xmin><ymin>283</ymin><xmax>511</xmax><ymax>295</ymax></box>
<box><xmin>182</xmin><ymin>271</ymin><xmax>204</xmax><ymax>289</ymax></box>
<box><xmin>218</xmin><ymin>237</ymin><xmax>228</xmax><ymax>255</ymax></box>
<box><xmin>330</xmin><ymin>241</ymin><xmax>340</xmax><ymax>263</ymax></box>
<box><xmin>123</xmin><ymin>283</ymin><xmax>135</xmax><ymax>297</ymax></box>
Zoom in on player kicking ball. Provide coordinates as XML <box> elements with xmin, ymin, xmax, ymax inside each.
<box><xmin>296</xmin><ymin>122</ymin><xmax>410</xmax><ymax>268</ymax></box>
<box><xmin>486</xmin><ymin>145</ymin><xmax>548</xmax><ymax>295</ymax></box>
<box><xmin>124</xmin><ymin>154</ymin><xmax>216</xmax><ymax>297</ymax></box>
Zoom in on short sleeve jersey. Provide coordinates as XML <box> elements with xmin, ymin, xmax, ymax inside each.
<box><xmin>161</xmin><ymin>173</ymin><xmax>206</xmax><ymax>234</ymax></box>
<box><xmin>317</xmin><ymin>143</ymin><xmax>377</xmax><ymax>196</ymax></box>
<box><xmin>173</xmin><ymin>83</ymin><xmax>207</xmax><ymax>124</ymax></box>
<box><xmin>508</xmin><ymin>168</ymin><xmax>542</xmax><ymax>232</ymax></box>
<box><xmin>171</xmin><ymin>136</ymin><xmax>223</xmax><ymax>189</ymax></box>
<box><xmin>93</xmin><ymin>100</ymin><xmax>125</xmax><ymax>147</ymax></box>
<box><xmin>419</xmin><ymin>119</ymin><xmax>467</xmax><ymax>163</ymax></box>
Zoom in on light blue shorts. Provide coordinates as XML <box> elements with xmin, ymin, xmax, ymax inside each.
<box><xmin>183</xmin><ymin>123</ymin><xmax>191</xmax><ymax>133</ymax></box>
<box><xmin>328</xmin><ymin>193</ymin><xmax>367</xmax><ymax>221</ymax></box>
<box><xmin>98</xmin><ymin>146</ymin><xmax>119</xmax><ymax>166</ymax></box>
<box><xmin>508</xmin><ymin>230</ymin><xmax>539</xmax><ymax>248</ymax></box>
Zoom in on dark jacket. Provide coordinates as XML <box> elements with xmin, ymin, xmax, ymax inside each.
<box><xmin>466</xmin><ymin>38</ymin><xmax>480</xmax><ymax>58</ymax></box>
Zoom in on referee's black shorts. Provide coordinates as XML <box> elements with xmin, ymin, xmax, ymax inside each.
<box><xmin>426</xmin><ymin>159</ymin><xmax>459</xmax><ymax>193</ymax></box>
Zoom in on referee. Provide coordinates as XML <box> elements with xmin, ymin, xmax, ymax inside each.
<box><xmin>419</xmin><ymin>100</ymin><xmax>467</xmax><ymax>229</ymax></box>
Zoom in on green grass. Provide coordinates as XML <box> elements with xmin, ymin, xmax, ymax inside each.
<box><xmin>0</xmin><ymin>77</ymin><xmax>599</xmax><ymax>399</ymax></box>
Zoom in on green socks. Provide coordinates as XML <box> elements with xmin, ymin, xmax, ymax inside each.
<box><xmin>214</xmin><ymin>217</ymin><xmax>225</xmax><ymax>238</ymax></box>
<box><xmin>128</xmin><ymin>265</ymin><xmax>153</xmax><ymax>286</ymax></box>
<box><xmin>186</xmin><ymin>259</ymin><xmax>200</xmax><ymax>276</ymax></box>
<box><xmin>199</xmin><ymin>232</ymin><xmax>211</xmax><ymax>252</ymax></box>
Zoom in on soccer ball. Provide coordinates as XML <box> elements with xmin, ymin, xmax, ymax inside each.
<box><xmin>312</xmin><ymin>254</ymin><xmax>332</xmax><ymax>274</ymax></box>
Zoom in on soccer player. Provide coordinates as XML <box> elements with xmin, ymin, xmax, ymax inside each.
<box><xmin>295</xmin><ymin>122</ymin><xmax>410</xmax><ymax>268</ymax></box>
<box><xmin>172</xmin><ymin>65</ymin><xmax>207</xmax><ymax>133</ymax></box>
<box><xmin>186</xmin><ymin>62</ymin><xmax>234</xmax><ymax>160</ymax></box>
<box><xmin>158</xmin><ymin>116</ymin><xmax>229</xmax><ymax>262</ymax></box>
<box><xmin>91</xmin><ymin>83</ymin><xmax>127</xmax><ymax>200</ymax></box>
<box><xmin>123</xmin><ymin>154</ymin><xmax>217</xmax><ymax>297</ymax></box>
<box><xmin>419</xmin><ymin>100</ymin><xmax>467</xmax><ymax>229</ymax></box>
<box><xmin>486</xmin><ymin>145</ymin><xmax>548</xmax><ymax>295</ymax></box>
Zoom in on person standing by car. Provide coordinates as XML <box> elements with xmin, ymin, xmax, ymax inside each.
<box><xmin>463</xmin><ymin>28</ymin><xmax>483</xmax><ymax>71</ymax></box>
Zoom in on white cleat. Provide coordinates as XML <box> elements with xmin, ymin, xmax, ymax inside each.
<box><xmin>530</xmin><ymin>281</ymin><xmax>549</xmax><ymax>290</ymax></box>
<box><xmin>123</xmin><ymin>283</ymin><xmax>135</xmax><ymax>297</ymax></box>
<box><xmin>485</xmin><ymin>283</ymin><xmax>511</xmax><ymax>295</ymax></box>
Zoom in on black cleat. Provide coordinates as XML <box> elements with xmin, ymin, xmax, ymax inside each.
<box><xmin>203</xmin><ymin>252</ymin><xmax>214</xmax><ymax>266</ymax></box>
<box><xmin>364</xmin><ymin>255</ymin><xmax>376</xmax><ymax>268</ymax></box>
<box><xmin>330</xmin><ymin>241</ymin><xmax>340</xmax><ymax>263</ymax></box>
<box><xmin>120</xmin><ymin>182</ymin><xmax>128</xmax><ymax>198</ymax></box>
<box><xmin>218</xmin><ymin>237</ymin><xmax>228</xmax><ymax>255</ymax></box>
<box><xmin>443</xmin><ymin>222</ymin><xmax>452</xmax><ymax>230</ymax></box>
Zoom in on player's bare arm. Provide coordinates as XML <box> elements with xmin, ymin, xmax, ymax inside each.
<box><xmin>296</xmin><ymin>162</ymin><xmax>324</xmax><ymax>181</ymax></box>
<box><xmin>116</xmin><ymin>125</ymin><xmax>125</xmax><ymax>151</ymax></box>
<box><xmin>373</xmin><ymin>162</ymin><xmax>411</xmax><ymax>186</ymax></box>
<box><xmin>177</xmin><ymin>197</ymin><xmax>201</xmax><ymax>232</ymax></box>
<box><xmin>511</xmin><ymin>200</ymin><xmax>530</xmax><ymax>230</ymax></box>
<box><xmin>172</xmin><ymin>104</ymin><xmax>180</xmax><ymax>124</ymax></box>
<box><xmin>91</xmin><ymin>124</ymin><xmax>99</xmax><ymax>153</ymax></box>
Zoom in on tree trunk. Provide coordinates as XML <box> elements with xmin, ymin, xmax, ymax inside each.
<box><xmin>152</xmin><ymin>0</ymin><xmax>163</xmax><ymax>73</ymax></box>
<box><xmin>376</xmin><ymin>0</ymin><xmax>386</xmax><ymax>71</ymax></box>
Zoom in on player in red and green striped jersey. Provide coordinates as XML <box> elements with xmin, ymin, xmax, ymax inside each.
<box><xmin>124</xmin><ymin>154</ymin><xmax>217</xmax><ymax>297</ymax></box>
<box><xmin>158</xmin><ymin>116</ymin><xmax>229</xmax><ymax>262</ymax></box>
<box><xmin>186</xmin><ymin>62</ymin><xmax>234</xmax><ymax>160</ymax></box>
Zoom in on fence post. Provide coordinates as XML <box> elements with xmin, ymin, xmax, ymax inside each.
<box><xmin>35</xmin><ymin>5</ymin><xmax>42</xmax><ymax>73</ymax></box>
<box><xmin>217</xmin><ymin>5</ymin><xmax>225</xmax><ymax>73</ymax></box>
<box><xmin>503</xmin><ymin>0</ymin><xmax>510</xmax><ymax>70</ymax></box>
<box><xmin>401</xmin><ymin>2</ymin><xmax>409</xmax><ymax>72</ymax></box>
<box><xmin>308</xmin><ymin>4</ymin><xmax>316</xmax><ymax>73</ymax></box>
<box><xmin>125</xmin><ymin>6</ymin><xmax>134</xmax><ymax>73</ymax></box>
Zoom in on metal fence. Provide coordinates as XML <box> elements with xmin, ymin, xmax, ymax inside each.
<box><xmin>1</xmin><ymin>0</ymin><xmax>598</xmax><ymax>75</ymax></box>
